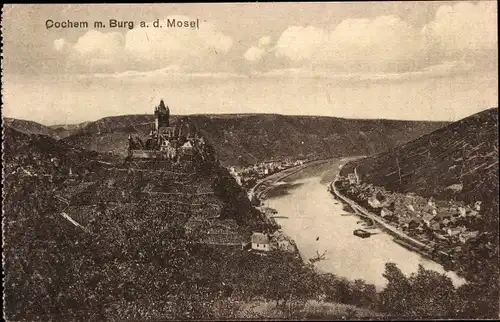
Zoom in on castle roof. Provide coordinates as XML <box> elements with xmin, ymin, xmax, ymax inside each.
<box><xmin>251</xmin><ymin>232</ymin><xmax>269</xmax><ymax>244</ymax></box>
<box><xmin>156</xmin><ymin>99</ymin><xmax>169</xmax><ymax>113</ymax></box>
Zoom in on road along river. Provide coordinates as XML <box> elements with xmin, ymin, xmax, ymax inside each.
<box><xmin>262</xmin><ymin>159</ymin><xmax>466</xmax><ymax>291</ymax></box>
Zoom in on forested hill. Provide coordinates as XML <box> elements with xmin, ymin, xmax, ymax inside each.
<box><xmin>184</xmin><ymin>114</ymin><xmax>448</xmax><ymax>166</ymax></box>
<box><xmin>2</xmin><ymin>126</ymin><xmax>275</xmax><ymax>320</ymax></box>
<box><xmin>3</xmin><ymin>124</ymin><xmax>386</xmax><ymax>320</ymax></box>
<box><xmin>5</xmin><ymin>114</ymin><xmax>447</xmax><ymax>166</ymax></box>
<box><xmin>339</xmin><ymin>107</ymin><xmax>499</xmax><ymax>317</ymax></box>
<box><xmin>341</xmin><ymin>107</ymin><xmax>498</xmax><ymax>206</ymax></box>
<box><xmin>3</xmin><ymin>117</ymin><xmax>60</xmax><ymax>137</ymax></box>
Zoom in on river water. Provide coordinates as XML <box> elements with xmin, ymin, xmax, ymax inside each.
<box><xmin>264</xmin><ymin>159</ymin><xmax>466</xmax><ymax>290</ymax></box>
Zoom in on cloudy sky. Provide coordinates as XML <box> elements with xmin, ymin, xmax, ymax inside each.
<box><xmin>2</xmin><ymin>2</ymin><xmax>497</xmax><ymax>125</ymax></box>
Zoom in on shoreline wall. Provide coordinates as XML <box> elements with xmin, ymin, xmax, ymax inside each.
<box><xmin>330</xmin><ymin>178</ymin><xmax>453</xmax><ymax>265</ymax></box>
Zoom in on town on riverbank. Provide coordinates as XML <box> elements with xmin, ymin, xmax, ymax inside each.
<box><xmin>331</xmin><ymin>170</ymin><xmax>488</xmax><ymax>277</ymax></box>
<box><xmin>229</xmin><ymin>158</ymin><xmax>308</xmax><ymax>191</ymax></box>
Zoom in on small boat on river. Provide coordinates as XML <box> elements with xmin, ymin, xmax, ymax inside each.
<box><xmin>353</xmin><ymin>229</ymin><xmax>371</xmax><ymax>238</ymax></box>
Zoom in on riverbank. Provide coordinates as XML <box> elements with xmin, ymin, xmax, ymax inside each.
<box><xmin>249</xmin><ymin>158</ymin><xmax>336</xmax><ymax>265</ymax></box>
<box><xmin>262</xmin><ymin>159</ymin><xmax>466</xmax><ymax>289</ymax></box>
<box><xmin>329</xmin><ymin>175</ymin><xmax>453</xmax><ymax>266</ymax></box>
<box><xmin>243</xmin><ymin>159</ymin><xmax>493</xmax><ymax>318</ymax></box>
<box><xmin>251</xmin><ymin>158</ymin><xmax>333</xmax><ymax>200</ymax></box>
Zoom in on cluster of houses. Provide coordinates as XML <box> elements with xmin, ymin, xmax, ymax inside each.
<box><xmin>230</xmin><ymin>158</ymin><xmax>307</xmax><ymax>188</ymax></box>
<box><xmin>377</xmin><ymin>194</ymin><xmax>481</xmax><ymax>243</ymax></box>
<box><xmin>340</xmin><ymin>177</ymin><xmax>483</xmax><ymax>254</ymax></box>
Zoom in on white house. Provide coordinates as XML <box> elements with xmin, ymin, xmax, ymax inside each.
<box><xmin>181</xmin><ymin>141</ymin><xmax>193</xmax><ymax>149</ymax></box>
<box><xmin>368</xmin><ymin>196</ymin><xmax>382</xmax><ymax>208</ymax></box>
<box><xmin>380</xmin><ymin>207</ymin><xmax>392</xmax><ymax>218</ymax></box>
<box><xmin>459</xmin><ymin>230</ymin><xmax>479</xmax><ymax>244</ymax></box>
<box><xmin>251</xmin><ymin>232</ymin><xmax>270</xmax><ymax>252</ymax></box>
<box><xmin>160</xmin><ymin>140</ymin><xmax>171</xmax><ymax>151</ymax></box>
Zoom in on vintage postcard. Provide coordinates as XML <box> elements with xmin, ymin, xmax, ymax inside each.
<box><xmin>1</xmin><ymin>2</ymin><xmax>498</xmax><ymax>320</ymax></box>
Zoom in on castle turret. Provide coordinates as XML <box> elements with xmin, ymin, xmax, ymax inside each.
<box><xmin>154</xmin><ymin>99</ymin><xmax>170</xmax><ymax>131</ymax></box>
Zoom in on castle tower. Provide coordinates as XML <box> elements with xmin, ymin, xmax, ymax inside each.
<box><xmin>154</xmin><ymin>99</ymin><xmax>170</xmax><ymax>131</ymax></box>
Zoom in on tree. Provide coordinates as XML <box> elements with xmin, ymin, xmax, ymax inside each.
<box><xmin>406</xmin><ymin>265</ymin><xmax>457</xmax><ymax>318</ymax></box>
<box><xmin>379</xmin><ymin>263</ymin><xmax>460</xmax><ymax>319</ymax></box>
<box><xmin>378</xmin><ymin>263</ymin><xmax>411</xmax><ymax>315</ymax></box>
<box><xmin>352</xmin><ymin>279</ymin><xmax>377</xmax><ymax>308</ymax></box>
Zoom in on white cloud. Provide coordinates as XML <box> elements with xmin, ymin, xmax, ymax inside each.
<box><xmin>52</xmin><ymin>3</ymin><xmax>496</xmax><ymax>78</ymax></box>
<box><xmin>321</xmin><ymin>16</ymin><xmax>424</xmax><ymax>72</ymax></box>
<box><xmin>76</xmin><ymin>66</ymin><xmax>247</xmax><ymax>81</ymax></box>
<box><xmin>274</xmin><ymin>17</ymin><xmax>425</xmax><ymax>73</ymax></box>
<box><xmin>243</xmin><ymin>35</ymin><xmax>273</xmax><ymax>62</ymax></box>
<box><xmin>53</xmin><ymin>15</ymin><xmax>232</xmax><ymax>73</ymax></box>
<box><xmin>422</xmin><ymin>1</ymin><xmax>497</xmax><ymax>57</ymax></box>
<box><xmin>275</xmin><ymin>26</ymin><xmax>327</xmax><ymax>61</ymax></box>
<box><xmin>250</xmin><ymin>59</ymin><xmax>475</xmax><ymax>82</ymax></box>
<box><xmin>73</xmin><ymin>30</ymin><xmax>125</xmax><ymax>57</ymax></box>
<box><xmin>258</xmin><ymin>36</ymin><xmax>272</xmax><ymax>47</ymax></box>
<box><xmin>272</xmin><ymin>2</ymin><xmax>497</xmax><ymax>75</ymax></box>
<box><xmin>244</xmin><ymin>46</ymin><xmax>265</xmax><ymax>62</ymax></box>
<box><xmin>53</xmin><ymin>38</ymin><xmax>67</xmax><ymax>51</ymax></box>
<box><xmin>124</xmin><ymin>15</ymin><xmax>232</xmax><ymax>69</ymax></box>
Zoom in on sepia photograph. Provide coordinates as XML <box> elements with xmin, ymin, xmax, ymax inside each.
<box><xmin>1</xmin><ymin>2</ymin><xmax>498</xmax><ymax>320</ymax></box>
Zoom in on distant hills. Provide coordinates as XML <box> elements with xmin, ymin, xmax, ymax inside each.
<box><xmin>4</xmin><ymin>114</ymin><xmax>448</xmax><ymax>166</ymax></box>
<box><xmin>3</xmin><ymin>118</ymin><xmax>60</xmax><ymax>138</ymax></box>
<box><xmin>3</xmin><ymin>117</ymin><xmax>90</xmax><ymax>139</ymax></box>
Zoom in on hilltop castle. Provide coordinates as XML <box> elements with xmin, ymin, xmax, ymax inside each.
<box><xmin>127</xmin><ymin>99</ymin><xmax>206</xmax><ymax>160</ymax></box>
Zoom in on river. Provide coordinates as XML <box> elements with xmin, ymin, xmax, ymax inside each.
<box><xmin>264</xmin><ymin>159</ymin><xmax>466</xmax><ymax>291</ymax></box>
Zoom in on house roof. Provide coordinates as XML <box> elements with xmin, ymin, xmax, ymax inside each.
<box><xmin>251</xmin><ymin>232</ymin><xmax>269</xmax><ymax>244</ymax></box>
<box><xmin>422</xmin><ymin>204</ymin><xmax>436</xmax><ymax>213</ymax></box>
<box><xmin>409</xmin><ymin>217</ymin><xmax>424</xmax><ymax>224</ymax></box>
<box><xmin>381</xmin><ymin>208</ymin><xmax>392</xmax><ymax>215</ymax></box>
<box><xmin>435</xmin><ymin>209</ymin><xmax>455</xmax><ymax>219</ymax></box>
<box><xmin>422</xmin><ymin>213</ymin><xmax>436</xmax><ymax>222</ymax></box>
<box><xmin>431</xmin><ymin>222</ymin><xmax>441</xmax><ymax>229</ymax></box>
<box><xmin>398</xmin><ymin>216</ymin><xmax>412</xmax><ymax>224</ymax></box>
<box><xmin>461</xmin><ymin>231</ymin><xmax>479</xmax><ymax>239</ymax></box>
<box><xmin>448</xmin><ymin>227</ymin><xmax>462</xmax><ymax>235</ymax></box>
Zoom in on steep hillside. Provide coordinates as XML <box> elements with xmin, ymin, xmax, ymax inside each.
<box><xmin>341</xmin><ymin>107</ymin><xmax>498</xmax><ymax>206</ymax></box>
<box><xmin>3</xmin><ymin>117</ymin><xmax>58</xmax><ymax>137</ymax></box>
<box><xmin>61</xmin><ymin>114</ymin><xmax>448</xmax><ymax>166</ymax></box>
<box><xmin>3</xmin><ymin>117</ymin><xmax>91</xmax><ymax>139</ymax></box>
<box><xmin>2</xmin><ymin>127</ymin><xmax>278</xmax><ymax>320</ymax></box>
<box><xmin>3</xmin><ymin>127</ymin><xmax>383</xmax><ymax>320</ymax></box>
<box><xmin>338</xmin><ymin>107</ymin><xmax>499</xmax><ymax>317</ymax></box>
<box><xmin>3</xmin><ymin>126</ymin><xmax>386</xmax><ymax>320</ymax></box>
